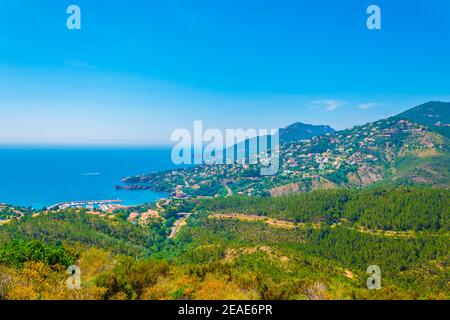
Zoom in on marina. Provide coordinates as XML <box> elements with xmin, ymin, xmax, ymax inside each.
<box><xmin>48</xmin><ymin>199</ymin><xmax>123</xmax><ymax>211</ymax></box>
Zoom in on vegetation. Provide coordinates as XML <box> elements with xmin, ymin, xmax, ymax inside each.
<box><xmin>0</xmin><ymin>210</ymin><xmax>168</xmax><ymax>257</ymax></box>
<box><xmin>395</xmin><ymin>101</ymin><xmax>450</xmax><ymax>138</ymax></box>
<box><xmin>0</xmin><ymin>186</ymin><xmax>448</xmax><ymax>300</ymax></box>
<box><xmin>198</xmin><ymin>187</ymin><xmax>450</xmax><ymax>231</ymax></box>
<box><xmin>0</xmin><ymin>240</ymin><xmax>73</xmax><ymax>269</ymax></box>
<box><xmin>0</xmin><ymin>102</ymin><xmax>449</xmax><ymax>300</ymax></box>
<box><xmin>121</xmin><ymin>102</ymin><xmax>450</xmax><ymax>198</ymax></box>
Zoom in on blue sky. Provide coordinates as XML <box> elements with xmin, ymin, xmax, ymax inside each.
<box><xmin>0</xmin><ymin>0</ymin><xmax>449</xmax><ymax>145</ymax></box>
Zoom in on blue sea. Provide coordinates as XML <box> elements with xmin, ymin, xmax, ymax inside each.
<box><xmin>0</xmin><ymin>147</ymin><xmax>177</xmax><ymax>209</ymax></box>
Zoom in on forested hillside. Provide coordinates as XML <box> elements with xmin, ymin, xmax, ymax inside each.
<box><xmin>0</xmin><ymin>186</ymin><xmax>448</xmax><ymax>300</ymax></box>
<box><xmin>121</xmin><ymin>102</ymin><xmax>450</xmax><ymax>198</ymax></box>
<box><xmin>198</xmin><ymin>187</ymin><xmax>450</xmax><ymax>231</ymax></box>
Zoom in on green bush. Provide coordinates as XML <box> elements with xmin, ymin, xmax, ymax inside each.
<box><xmin>0</xmin><ymin>239</ymin><xmax>74</xmax><ymax>268</ymax></box>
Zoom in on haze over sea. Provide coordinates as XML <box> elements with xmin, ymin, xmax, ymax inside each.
<box><xmin>0</xmin><ymin>147</ymin><xmax>175</xmax><ymax>209</ymax></box>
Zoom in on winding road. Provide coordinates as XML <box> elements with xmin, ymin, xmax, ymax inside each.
<box><xmin>224</xmin><ymin>182</ymin><xmax>233</xmax><ymax>198</ymax></box>
<box><xmin>169</xmin><ymin>213</ymin><xmax>192</xmax><ymax>239</ymax></box>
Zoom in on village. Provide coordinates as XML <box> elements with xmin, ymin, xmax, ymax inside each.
<box><xmin>122</xmin><ymin>117</ymin><xmax>443</xmax><ymax>198</ymax></box>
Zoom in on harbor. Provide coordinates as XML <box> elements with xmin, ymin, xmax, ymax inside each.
<box><xmin>48</xmin><ymin>199</ymin><xmax>123</xmax><ymax>211</ymax></box>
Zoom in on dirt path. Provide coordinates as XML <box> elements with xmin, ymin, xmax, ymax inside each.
<box><xmin>209</xmin><ymin>213</ymin><xmax>298</xmax><ymax>229</ymax></box>
<box><xmin>343</xmin><ymin>226</ymin><xmax>448</xmax><ymax>239</ymax></box>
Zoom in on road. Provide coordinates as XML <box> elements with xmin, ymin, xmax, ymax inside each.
<box><xmin>169</xmin><ymin>213</ymin><xmax>192</xmax><ymax>239</ymax></box>
<box><xmin>224</xmin><ymin>182</ymin><xmax>233</xmax><ymax>198</ymax></box>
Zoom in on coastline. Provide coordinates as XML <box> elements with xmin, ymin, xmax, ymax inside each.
<box><xmin>0</xmin><ymin>147</ymin><xmax>175</xmax><ymax>209</ymax></box>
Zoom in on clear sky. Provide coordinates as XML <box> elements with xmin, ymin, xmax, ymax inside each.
<box><xmin>0</xmin><ymin>0</ymin><xmax>449</xmax><ymax>146</ymax></box>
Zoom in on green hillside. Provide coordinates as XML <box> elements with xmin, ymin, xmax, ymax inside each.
<box><xmin>0</xmin><ymin>187</ymin><xmax>448</xmax><ymax>300</ymax></box>
<box><xmin>1</xmin><ymin>102</ymin><xmax>449</xmax><ymax>300</ymax></box>
<box><xmin>198</xmin><ymin>187</ymin><xmax>450</xmax><ymax>231</ymax></box>
<box><xmin>396</xmin><ymin>101</ymin><xmax>450</xmax><ymax>138</ymax></box>
<box><xmin>225</xmin><ymin>122</ymin><xmax>335</xmax><ymax>162</ymax></box>
<box><xmin>279</xmin><ymin>122</ymin><xmax>335</xmax><ymax>143</ymax></box>
<box><xmin>122</xmin><ymin>102</ymin><xmax>450</xmax><ymax>197</ymax></box>
<box><xmin>0</xmin><ymin>210</ymin><xmax>168</xmax><ymax>257</ymax></box>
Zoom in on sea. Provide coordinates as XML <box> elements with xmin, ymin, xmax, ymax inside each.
<box><xmin>0</xmin><ymin>146</ymin><xmax>178</xmax><ymax>209</ymax></box>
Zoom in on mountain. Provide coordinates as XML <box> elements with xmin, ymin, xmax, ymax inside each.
<box><xmin>395</xmin><ymin>101</ymin><xmax>450</xmax><ymax>138</ymax></box>
<box><xmin>279</xmin><ymin>122</ymin><xmax>335</xmax><ymax>144</ymax></box>
<box><xmin>226</xmin><ymin>122</ymin><xmax>335</xmax><ymax>161</ymax></box>
<box><xmin>2</xmin><ymin>103</ymin><xmax>450</xmax><ymax>301</ymax></box>
<box><xmin>121</xmin><ymin>102</ymin><xmax>450</xmax><ymax>197</ymax></box>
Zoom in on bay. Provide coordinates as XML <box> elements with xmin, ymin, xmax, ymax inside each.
<box><xmin>0</xmin><ymin>146</ymin><xmax>176</xmax><ymax>209</ymax></box>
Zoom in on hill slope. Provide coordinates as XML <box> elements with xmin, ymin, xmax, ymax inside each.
<box><xmin>396</xmin><ymin>101</ymin><xmax>450</xmax><ymax>138</ymax></box>
<box><xmin>279</xmin><ymin>122</ymin><xmax>335</xmax><ymax>143</ymax></box>
<box><xmin>121</xmin><ymin>102</ymin><xmax>450</xmax><ymax>197</ymax></box>
<box><xmin>0</xmin><ymin>187</ymin><xmax>448</xmax><ymax>300</ymax></box>
<box><xmin>0</xmin><ymin>211</ymin><xmax>166</xmax><ymax>256</ymax></box>
<box><xmin>227</xmin><ymin>122</ymin><xmax>335</xmax><ymax>161</ymax></box>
